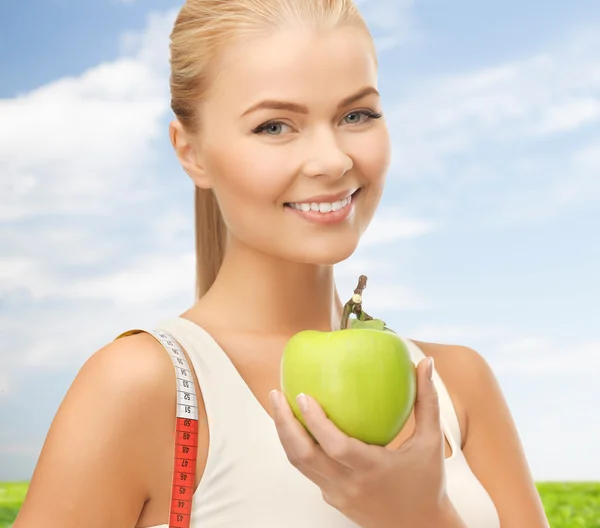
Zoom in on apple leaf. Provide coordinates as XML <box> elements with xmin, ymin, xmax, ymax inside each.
<box><xmin>350</xmin><ymin>318</ymin><xmax>387</xmax><ymax>331</ymax></box>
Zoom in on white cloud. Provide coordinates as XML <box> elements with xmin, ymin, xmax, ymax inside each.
<box><xmin>361</xmin><ymin>282</ymin><xmax>429</xmax><ymax>311</ymax></box>
<box><xmin>356</xmin><ymin>0</ymin><xmax>420</xmax><ymax>51</ymax></box>
<box><xmin>410</xmin><ymin>323</ymin><xmax>600</xmax><ymax>378</ymax></box>
<box><xmin>0</xmin><ymin>10</ymin><xmax>184</xmax><ymax>378</ymax></box>
<box><xmin>0</xmin><ymin>442</ymin><xmax>40</xmax><ymax>457</ymax></box>
<box><xmin>333</xmin><ymin>204</ymin><xmax>436</xmax><ymax>314</ymax></box>
<box><xmin>119</xmin><ymin>8</ymin><xmax>177</xmax><ymax>69</ymax></box>
<box><xmin>411</xmin><ymin>323</ymin><xmax>513</xmax><ymax>346</ymax></box>
<box><xmin>0</xmin><ymin>373</ymin><xmax>10</xmax><ymax>397</ymax></box>
<box><xmin>385</xmin><ymin>31</ymin><xmax>600</xmax><ymax>227</ymax></box>
<box><xmin>66</xmin><ymin>252</ymin><xmax>195</xmax><ymax>304</ymax></box>
<box><xmin>335</xmin><ymin>263</ymin><xmax>431</xmax><ymax>314</ymax></box>
<box><xmin>337</xmin><ymin>280</ymin><xmax>431</xmax><ymax>314</ymax></box>
<box><xmin>549</xmin><ymin>137</ymin><xmax>600</xmax><ymax>206</ymax></box>
<box><xmin>534</xmin><ymin>97</ymin><xmax>600</xmax><ymax>136</ymax></box>
<box><xmin>524</xmin><ymin>429</ymin><xmax>600</xmax><ymax>481</ymax></box>
<box><xmin>360</xmin><ymin>205</ymin><xmax>438</xmax><ymax>247</ymax></box>
<box><xmin>389</xmin><ymin>52</ymin><xmax>599</xmax><ymax>170</ymax></box>
<box><xmin>0</xmin><ymin>65</ymin><xmax>167</xmax><ymax>221</ymax></box>
<box><xmin>0</xmin><ymin>10</ymin><xmax>175</xmax><ymax>223</ymax></box>
<box><xmin>488</xmin><ymin>337</ymin><xmax>600</xmax><ymax>377</ymax></box>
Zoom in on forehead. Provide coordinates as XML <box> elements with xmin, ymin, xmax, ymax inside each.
<box><xmin>207</xmin><ymin>25</ymin><xmax>378</xmax><ymax>109</ymax></box>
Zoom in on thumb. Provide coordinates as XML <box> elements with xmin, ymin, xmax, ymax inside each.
<box><xmin>413</xmin><ymin>357</ymin><xmax>442</xmax><ymax>441</ymax></box>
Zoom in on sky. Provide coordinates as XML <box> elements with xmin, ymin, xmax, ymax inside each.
<box><xmin>1</xmin><ymin>0</ymin><xmax>599</xmax><ymax>483</ymax></box>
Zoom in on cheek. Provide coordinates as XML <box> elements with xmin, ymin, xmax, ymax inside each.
<box><xmin>203</xmin><ymin>140</ymin><xmax>295</xmax><ymax>238</ymax></box>
<box><xmin>351</xmin><ymin>126</ymin><xmax>391</xmax><ymax>185</ymax></box>
<box><xmin>207</xmin><ymin>139</ymin><xmax>293</xmax><ymax>203</ymax></box>
<box><xmin>348</xmin><ymin>127</ymin><xmax>391</xmax><ymax>217</ymax></box>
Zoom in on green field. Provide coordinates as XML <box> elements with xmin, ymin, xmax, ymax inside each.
<box><xmin>1</xmin><ymin>481</ymin><xmax>599</xmax><ymax>527</ymax></box>
<box><xmin>0</xmin><ymin>483</ymin><xmax>27</xmax><ymax>528</ymax></box>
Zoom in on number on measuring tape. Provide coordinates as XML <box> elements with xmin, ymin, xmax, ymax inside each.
<box><xmin>149</xmin><ymin>330</ymin><xmax>198</xmax><ymax>528</ymax></box>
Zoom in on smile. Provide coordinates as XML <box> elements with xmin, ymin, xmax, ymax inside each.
<box><xmin>286</xmin><ymin>194</ymin><xmax>352</xmax><ymax>213</ymax></box>
<box><xmin>284</xmin><ymin>189</ymin><xmax>361</xmax><ymax>225</ymax></box>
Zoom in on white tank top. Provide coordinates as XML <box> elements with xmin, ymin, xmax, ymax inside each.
<box><xmin>135</xmin><ymin>317</ymin><xmax>501</xmax><ymax>528</ymax></box>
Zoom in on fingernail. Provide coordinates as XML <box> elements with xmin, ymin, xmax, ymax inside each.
<box><xmin>269</xmin><ymin>389</ymin><xmax>280</xmax><ymax>410</ymax></box>
<box><xmin>427</xmin><ymin>357</ymin><xmax>434</xmax><ymax>381</ymax></box>
<box><xmin>296</xmin><ymin>393</ymin><xmax>308</xmax><ymax>413</ymax></box>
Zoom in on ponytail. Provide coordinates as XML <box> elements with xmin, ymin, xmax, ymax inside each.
<box><xmin>194</xmin><ymin>186</ymin><xmax>226</xmax><ymax>299</ymax></box>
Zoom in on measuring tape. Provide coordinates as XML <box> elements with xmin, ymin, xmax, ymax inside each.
<box><xmin>117</xmin><ymin>328</ymin><xmax>198</xmax><ymax>528</ymax></box>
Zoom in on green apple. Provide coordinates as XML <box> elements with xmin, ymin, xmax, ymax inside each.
<box><xmin>280</xmin><ymin>277</ymin><xmax>416</xmax><ymax>446</ymax></box>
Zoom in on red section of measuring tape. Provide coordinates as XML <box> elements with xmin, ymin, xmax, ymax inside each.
<box><xmin>169</xmin><ymin>418</ymin><xmax>196</xmax><ymax>527</ymax></box>
<box><xmin>170</xmin><ymin>389</ymin><xmax>198</xmax><ymax>526</ymax></box>
<box><xmin>169</xmin><ymin>417</ymin><xmax>198</xmax><ymax>527</ymax></box>
<box><xmin>170</xmin><ymin>512</ymin><xmax>192</xmax><ymax>528</ymax></box>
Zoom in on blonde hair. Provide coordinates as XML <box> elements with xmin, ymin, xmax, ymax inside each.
<box><xmin>169</xmin><ymin>0</ymin><xmax>368</xmax><ymax>299</ymax></box>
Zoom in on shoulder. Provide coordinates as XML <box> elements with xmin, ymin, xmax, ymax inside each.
<box><xmin>69</xmin><ymin>331</ymin><xmax>179</xmax><ymax>418</ymax></box>
<box><xmin>411</xmin><ymin>338</ymin><xmax>496</xmax><ymax>392</ymax></box>
<box><xmin>73</xmin><ymin>330</ymin><xmax>181</xmax><ymax>456</ymax></box>
<box><xmin>411</xmin><ymin>340</ymin><xmax>550</xmax><ymax>526</ymax></box>
<box><xmin>411</xmin><ymin>338</ymin><xmax>491</xmax><ymax>372</ymax></box>
<box><xmin>85</xmin><ymin>331</ymin><xmax>176</xmax><ymax>392</ymax></box>
<box><xmin>410</xmin><ymin>339</ymin><xmax>499</xmax><ymax>444</ymax></box>
<box><xmin>14</xmin><ymin>332</ymin><xmax>178</xmax><ymax>527</ymax></box>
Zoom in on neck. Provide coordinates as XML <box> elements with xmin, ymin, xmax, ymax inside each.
<box><xmin>193</xmin><ymin>239</ymin><xmax>345</xmax><ymax>336</ymax></box>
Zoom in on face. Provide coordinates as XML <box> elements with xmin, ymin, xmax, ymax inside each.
<box><xmin>175</xmin><ymin>24</ymin><xmax>391</xmax><ymax>265</ymax></box>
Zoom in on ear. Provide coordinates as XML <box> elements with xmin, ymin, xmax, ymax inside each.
<box><xmin>169</xmin><ymin>119</ymin><xmax>212</xmax><ymax>189</ymax></box>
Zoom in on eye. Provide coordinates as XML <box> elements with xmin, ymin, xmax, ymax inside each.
<box><xmin>252</xmin><ymin>121</ymin><xmax>293</xmax><ymax>135</ymax></box>
<box><xmin>343</xmin><ymin>110</ymin><xmax>383</xmax><ymax>125</ymax></box>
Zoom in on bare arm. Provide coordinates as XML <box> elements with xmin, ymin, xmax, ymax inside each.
<box><xmin>455</xmin><ymin>346</ymin><xmax>550</xmax><ymax>528</ymax></box>
<box><xmin>13</xmin><ymin>333</ymin><xmax>177</xmax><ymax>528</ymax></box>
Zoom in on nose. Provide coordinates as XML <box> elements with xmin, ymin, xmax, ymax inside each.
<box><xmin>300</xmin><ymin>130</ymin><xmax>353</xmax><ymax>180</ymax></box>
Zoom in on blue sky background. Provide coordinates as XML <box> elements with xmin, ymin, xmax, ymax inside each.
<box><xmin>1</xmin><ymin>0</ymin><xmax>599</xmax><ymax>482</ymax></box>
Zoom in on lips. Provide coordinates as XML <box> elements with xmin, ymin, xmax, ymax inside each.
<box><xmin>284</xmin><ymin>188</ymin><xmax>361</xmax><ymax>207</ymax></box>
<box><xmin>283</xmin><ymin>188</ymin><xmax>360</xmax><ymax>225</ymax></box>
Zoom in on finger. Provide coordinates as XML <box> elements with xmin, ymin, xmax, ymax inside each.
<box><xmin>298</xmin><ymin>393</ymin><xmax>379</xmax><ymax>472</ymax></box>
<box><xmin>269</xmin><ymin>390</ymin><xmax>343</xmax><ymax>484</ymax></box>
<box><xmin>413</xmin><ymin>357</ymin><xmax>443</xmax><ymax>447</ymax></box>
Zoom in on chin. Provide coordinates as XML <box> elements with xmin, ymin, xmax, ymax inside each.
<box><xmin>288</xmin><ymin>237</ymin><xmax>360</xmax><ymax>266</ymax></box>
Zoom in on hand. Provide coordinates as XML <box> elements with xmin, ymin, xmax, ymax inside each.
<box><xmin>269</xmin><ymin>357</ymin><xmax>465</xmax><ymax>528</ymax></box>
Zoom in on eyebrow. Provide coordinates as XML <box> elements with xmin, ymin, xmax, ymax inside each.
<box><xmin>240</xmin><ymin>86</ymin><xmax>380</xmax><ymax>118</ymax></box>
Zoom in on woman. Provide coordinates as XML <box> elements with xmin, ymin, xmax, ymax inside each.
<box><xmin>13</xmin><ymin>1</ymin><xmax>550</xmax><ymax>527</ymax></box>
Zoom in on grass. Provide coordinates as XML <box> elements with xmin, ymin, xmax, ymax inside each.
<box><xmin>0</xmin><ymin>482</ymin><xmax>28</xmax><ymax>528</ymax></box>
<box><xmin>0</xmin><ymin>481</ymin><xmax>599</xmax><ymax>527</ymax></box>
<box><xmin>536</xmin><ymin>482</ymin><xmax>600</xmax><ymax>527</ymax></box>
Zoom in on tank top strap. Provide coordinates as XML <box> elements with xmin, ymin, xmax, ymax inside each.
<box><xmin>115</xmin><ymin>316</ymin><xmax>268</xmax><ymax>447</ymax></box>
<box><xmin>147</xmin><ymin>317</ymin><xmax>271</xmax><ymax>423</ymax></box>
<box><xmin>398</xmin><ymin>337</ymin><xmax>462</xmax><ymax>450</ymax></box>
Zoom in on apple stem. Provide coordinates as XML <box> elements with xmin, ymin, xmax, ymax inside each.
<box><xmin>340</xmin><ymin>275</ymin><xmax>374</xmax><ymax>329</ymax></box>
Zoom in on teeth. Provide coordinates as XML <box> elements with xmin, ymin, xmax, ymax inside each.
<box><xmin>290</xmin><ymin>195</ymin><xmax>352</xmax><ymax>213</ymax></box>
<box><xmin>331</xmin><ymin>200</ymin><xmax>343</xmax><ymax>212</ymax></box>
